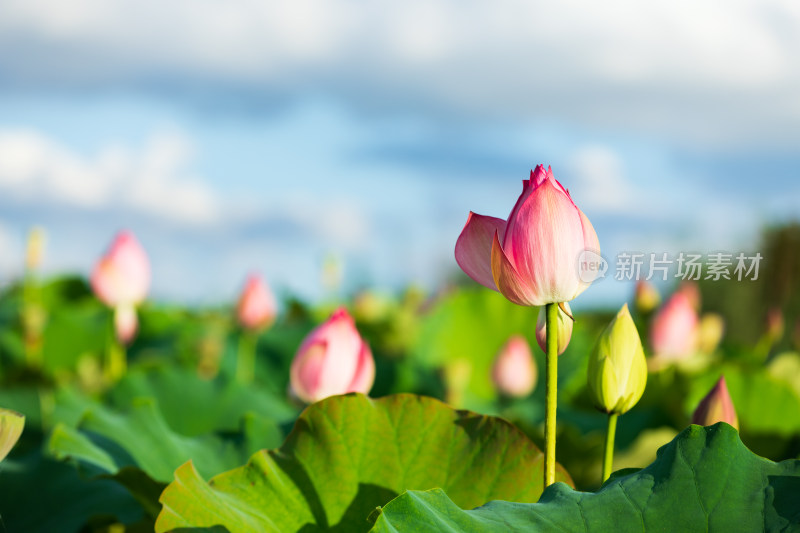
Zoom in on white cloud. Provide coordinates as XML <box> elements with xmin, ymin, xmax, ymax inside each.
<box><xmin>568</xmin><ymin>146</ymin><xmax>632</xmax><ymax>213</ymax></box>
<box><xmin>0</xmin><ymin>1</ymin><xmax>799</xmax><ymax>147</ymax></box>
<box><xmin>0</xmin><ymin>129</ymin><xmax>221</xmax><ymax>224</ymax></box>
<box><xmin>565</xmin><ymin>144</ymin><xmax>678</xmax><ymax>220</ymax></box>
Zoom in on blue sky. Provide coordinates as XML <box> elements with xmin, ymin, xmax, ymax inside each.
<box><xmin>0</xmin><ymin>1</ymin><xmax>798</xmax><ymax>308</ymax></box>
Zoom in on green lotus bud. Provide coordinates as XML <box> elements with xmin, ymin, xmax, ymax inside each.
<box><xmin>0</xmin><ymin>409</ymin><xmax>25</xmax><ymax>463</ymax></box>
<box><xmin>587</xmin><ymin>304</ymin><xmax>647</xmax><ymax>415</ymax></box>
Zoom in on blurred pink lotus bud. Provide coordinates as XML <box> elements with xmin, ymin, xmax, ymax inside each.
<box><xmin>492</xmin><ymin>335</ymin><xmax>537</xmax><ymax>397</ymax></box>
<box><xmin>692</xmin><ymin>376</ymin><xmax>738</xmax><ymax>430</ymax></box>
<box><xmin>650</xmin><ymin>290</ymin><xmax>698</xmax><ymax>362</ymax></box>
<box><xmin>455</xmin><ymin>165</ymin><xmax>600</xmax><ymax>306</ymax></box>
<box><xmin>766</xmin><ymin>307</ymin><xmax>785</xmax><ymax>342</ymax></box>
<box><xmin>290</xmin><ymin>308</ymin><xmax>375</xmax><ymax>403</ymax></box>
<box><xmin>678</xmin><ymin>281</ymin><xmax>701</xmax><ymax>311</ymax></box>
<box><xmin>114</xmin><ymin>305</ymin><xmax>138</xmax><ymax>345</ymax></box>
<box><xmin>535</xmin><ymin>302</ymin><xmax>573</xmax><ymax>355</ymax></box>
<box><xmin>634</xmin><ymin>280</ymin><xmax>660</xmax><ymax>314</ymax></box>
<box><xmin>91</xmin><ymin>231</ymin><xmax>150</xmax><ymax>308</ymax></box>
<box><xmin>236</xmin><ymin>274</ymin><xmax>277</xmax><ymax>331</ymax></box>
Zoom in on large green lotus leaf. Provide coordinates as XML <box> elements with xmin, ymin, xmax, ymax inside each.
<box><xmin>0</xmin><ymin>450</ymin><xmax>144</xmax><ymax>533</ymax></box>
<box><xmin>49</xmin><ymin>422</ymin><xmax>166</xmax><ymax>520</ymax></box>
<box><xmin>110</xmin><ymin>364</ymin><xmax>297</xmax><ymax>437</ymax></box>
<box><xmin>156</xmin><ymin>393</ymin><xmax>572</xmax><ymax>532</ymax></box>
<box><xmin>49</xmin><ymin>423</ymin><xmax>118</xmax><ymax>473</ymax></box>
<box><xmin>370</xmin><ymin>423</ymin><xmax>800</xmax><ymax>532</ymax></box>
<box><xmin>0</xmin><ymin>384</ymin><xmax>100</xmax><ymax>434</ymax></box>
<box><xmin>48</xmin><ymin>397</ymin><xmax>282</xmax><ymax>482</ymax></box>
<box><xmin>0</xmin><ymin>408</ymin><xmax>24</xmax><ymax>461</ymax></box>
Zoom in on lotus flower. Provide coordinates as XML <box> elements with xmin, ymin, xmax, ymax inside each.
<box><xmin>236</xmin><ymin>274</ymin><xmax>277</xmax><ymax>331</ymax></box>
<box><xmin>91</xmin><ymin>231</ymin><xmax>150</xmax><ymax>344</ymax></box>
<box><xmin>650</xmin><ymin>289</ymin><xmax>698</xmax><ymax>362</ymax></box>
<box><xmin>290</xmin><ymin>308</ymin><xmax>375</xmax><ymax>403</ymax></box>
<box><xmin>587</xmin><ymin>304</ymin><xmax>647</xmax><ymax>415</ymax></box>
<box><xmin>692</xmin><ymin>376</ymin><xmax>738</xmax><ymax>430</ymax></box>
<box><xmin>492</xmin><ymin>335</ymin><xmax>537</xmax><ymax>398</ymax></box>
<box><xmin>535</xmin><ymin>302</ymin><xmax>573</xmax><ymax>355</ymax></box>
<box><xmin>455</xmin><ymin>165</ymin><xmax>600</xmax><ymax>306</ymax></box>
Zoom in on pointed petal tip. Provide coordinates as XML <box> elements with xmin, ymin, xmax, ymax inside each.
<box><xmin>329</xmin><ymin>307</ymin><xmax>353</xmax><ymax>323</ymax></box>
<box><xmin>559</xmin><ymin>301</ymin><xmax>575</xmax><ymax>321</ymax></box>
<box><xmin>531</xmin><ymin>165</ymin><xmax>548</xmax><ymax>186</ymax></box>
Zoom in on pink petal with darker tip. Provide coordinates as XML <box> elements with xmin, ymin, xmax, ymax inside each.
<box><xmin>455</xmin><ymin>212</ymin><xmax>506</xmax><ymax>291</ymax></box>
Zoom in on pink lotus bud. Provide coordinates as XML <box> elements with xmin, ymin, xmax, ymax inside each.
<box><xmin>491</xmin><ymin>335</ymin><xmax>537</xmax><ymax>397</ymax></box>
<box><xmin>650</xmin><ymin>290</ymin><xmax>698</xmax><ymax>362</ymax></box>
<box><xmin>236</xmin><ymin>274</ymin><xmax>277</xmax><ymax>331</ymax></box>
<box><xmin>766</xmin><ymin>307</ymin><xmax>784</xmax><ymax>343</ymax></box>
<box><xmin>678</xmin><ymin>281</ymin><xmax>701</xmax><ymax>311</ymax></box>
<box><xmin>535</xmin><ymin>302</ymin><xmax>573</xmax><ymax>355</ymax></box>
<box><xmin>289</xmin><ymin>308</ymin><xmax>375</xmax><ymax>403</ymax></box>
<box><xmin>91</xmin><ymin>231</ymin><xmax>150</xmax><ymax>308</ymax></box>
<box><xmin>692</xmin><ymin>376</ymin><xmax>738</xmax><ymax>430</ymax></box>
<box><xmin>114</xmin><ymin>304</ymin><xmax>138</xmax><ymax>345</ymax></box>
<box><xmin>634</xmin><ymin>280</ymin><xmax>660</xmax><ymax>314</ymax></box>
<box><xmin>455</xmin><ymin>165</ymin><xmax>600</xmax><ymax>306</ymax></box>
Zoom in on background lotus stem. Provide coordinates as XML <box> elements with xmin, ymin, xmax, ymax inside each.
<box><xmin>602</xmin><ymin>412</ymin><xmax>618</xmax><ymax>483</ymax></box>
<box><xmin>544</xmin><ymin>302</ymin><xmax>558</xmax><ymax>488</ymax></box>
<box><xmin>106</xmin><ymin>338</ymin><xmax>127</xmax><ymax>382</ymax></box>
<box><xmin>236</xmin><ymin>330</ymin><xmax>258</xmax><ymax>384</ymax></box>
<box><xmin>22</xmin><ymin>270</ymin><xmax>44</xmax><ymax>368</ymax></box>
<box><xmin>104</xmin><ymin>313</ymin><xmax>127</xmax><ymax>382</ymax></box>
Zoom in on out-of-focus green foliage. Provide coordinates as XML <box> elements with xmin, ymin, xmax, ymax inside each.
<box><xmin>1</xmin><ymin>223</ymin><xmax>800</xmax><ymax>530</ymax></box>
<box><xmin>700</xmin><ymin>222</ymin><xmax>800</xmax><ymax>352</ymax></box>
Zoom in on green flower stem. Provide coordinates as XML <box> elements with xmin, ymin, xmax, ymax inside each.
<box><xmin>101</xmin><ymin>310</ymin><xmax>127</xmax><ymax>382</ymax></box>
<box><xmin>22</xmin><ymin>270</ymin><xmax>43</xmax><ymax>368</ymax></box>
<box><xmin>544</xmin><ymin>302</ymin><xmax>559</xmax><ymax>488</ymax></box>
<box><xmin>236</xmin><ymin>330</ymin><xmax>258</xmax><ymax>384</ymax></box>
<box><xmin>106</xmin><ymin>337</ymin><xmax>127</xmax><ymax>383</ymax></box>
<box><xmin>602</xmin><ymin>412</ymin><xmax>619</xmax><ymax>483</ymax></box>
